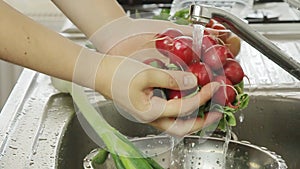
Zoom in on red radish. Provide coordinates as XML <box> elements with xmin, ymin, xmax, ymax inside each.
<box><xmin>204</xmin><ymin>29</ymin><xmax>210</xmax><ymax>35</ymax></box>
<box><xmin>213</xmin><ymin>76</ymin><xmax>236</xmax><ymax>106</ymax></box>
<box><xmin>214</xmin><ymin>75</ymin><xmax>232</xmax><ymax>84</ymax></box>
<box><xmin>155</xmin><ymin>36</ymin><xmax>173</xmax><ymax>57</ymax></box>
<box><xmin>204</xmin><ymin>28</ymin><xmax>220</xmax><ymax>36</ymax></box>
<box><xmin>143</xmin><ymin>58</ymin><xmax>166</xmax><ymax>69</ymax></box>
<box><xmin>155</xmin><ymin>28</ymin><xmax>184</xmax><ymax>57</ymax></box>
<box><xmin>225</xmin><ymin>50</ymin><xmax>234</xmax><ymax>59</ymax></box>
<box><xmin>170</xmin><ymin>36</ymin><xmax>197</xmax><ymax>65</ymax></box>
<box><xmin>212</xmin><ymin>23</ymin><xmax>227</xmax><ymax>31</ymax></box>
<box><xmin>188</xmin><ymin>62</ymin><xmax>213</xmax><ymax>86</ymax></box>
<box><xmin>205</xmin><ymin>19</ymin><xmax>217</xmax><ymax>28</ymax></box>
<box><xmin>222</xmin><ymin>59</ymin><xmax>245</xmax><ymax>85</ymax></box>
<box><xmin>202</xmin><ymin>45</ymin><xmax>228</xmax><ymax>71</ymax></box>
<box><xmin>201</xmin><ymin>35</ymin><xmax>218</xmax><ymax>53</ymax></box>
<box><xmin>156</xmin><ymin>28</ymin><xmax>184</xmax><ymax>39</ymax></box>
<box><xmin>211</xmin><ymin>23</ymin><xmax>230</xmax><ymax>43</ymax></box>
<box><xmin>191</xmin><ymin>54</ymin><xmax>201</xmax><ymax>64</ymax></box>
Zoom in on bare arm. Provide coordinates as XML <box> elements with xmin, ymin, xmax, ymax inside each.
<box><xmin>0</xmin><ymin>1</ymin><xmax>112</xmax><ymax>92</ymax></box>
<box><xmin>0</xmin><ymin>1</ymin><xmax>220</xmax><ymax>135</ymax></box>
<box><xmin>0</xmin><ymin>1</ymin><xmax>80</xmax><ymax>82</ymax></box>
<box><xmin>51</xmin><ymin>0</ymin><xmax>126</xmax><ymax>38</ymax></box>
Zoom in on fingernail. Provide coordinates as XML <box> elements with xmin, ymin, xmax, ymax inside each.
<box><xmin>183</xmin><ymin>75</ymin><xmax>197</xmax><ymax>86</ymax></box>
<box><xmin>203</xmin><ymin>112</ymin><xmax>222</xmax><ymax>127</ymax></box>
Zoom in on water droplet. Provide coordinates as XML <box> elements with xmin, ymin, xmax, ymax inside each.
<box><xmin>239</xmin><ymin>113</ymin><xmax>244</xmax><ymax>123</ymax></box>
<box><xmin>38</xmin><ymin>138</ymin><xmax>47</xmax><ymax>141</ymax></box>
<box><xmin>158</xmin><ymin>140</ymin><xmax>163</xmax><ymax>144</ymax></box>
<box><xmin>8</xmin><ymin>145</ymin><xmax>18</xmax><ymax>150</ymax></box>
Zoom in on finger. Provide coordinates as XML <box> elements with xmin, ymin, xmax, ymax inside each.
<box><xmin>136</xmin><ymin>82</ymin><xmax>219</xmax><ymax>122</ymax></box>
<box><xmin>160</xmin><ymin>82</ymin><xmax>220</xmax><ymax>117</ymax></box>
<box><xmin>128</xmin><ymin>48</ymin><xmax>169</xmax><ymax>64</ymax></box>
<box><xmin>150</xmin><ymin>112</ymin><xmax>223</xmax><ymax>137</ymax></box>
<box><xmin>145</xmin><ymin>69</ymin><xmax>198</xmax><ymax>91</ymax></box>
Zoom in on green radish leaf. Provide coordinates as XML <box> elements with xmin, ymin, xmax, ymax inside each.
<box><xmin>218</xmin><ymin>117</ymin><xmax>226</xmax><ymax>132</ymax></box>
<box><xmin>238</xmin><ymin>93</ymin><xmax>250</xmax><ymax>110</ymax></box>
<box><xmin>152</xmin><ymin>8</ymin><xmax>171</xmax><ymax>21</ymax></box>
<box><xmin>197</xmin><ymin>105</ymin><xmax>206</xmax><ymax>118</ymax></box>
<box><xmin>225</xmin><ymin>112</ymin><xmax>236</xmax><ymax>126</ymax></box>
<box><xmin>166</xmin><ymin>63</ymin><xmax>180</xmax><ymax>70</ymax></box>
<box><xmin>149</xmin><ymin>61</ymin><xmax>160</xmax><ymax>68</ymax></box>
<box><xmin>234</xmin><ymin>81</ymin><xmax>244</xmax><ymax>94</ymax></box>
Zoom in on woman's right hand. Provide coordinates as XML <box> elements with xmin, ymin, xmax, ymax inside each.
<box><xmin>86</xmin><ymin>18</ymin><xmax>231</xmax><ymax>136</ymax></box>
<box><xmin>91</xmin><ymin>54</ymin><xmax>221</xmax><ymax>136</ymax></box>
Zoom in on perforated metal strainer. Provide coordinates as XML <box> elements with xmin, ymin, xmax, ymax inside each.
<box><xmin>83</xmin><ymin>135</ymin><xmax>287</xmax><ymax>169</ymax></box>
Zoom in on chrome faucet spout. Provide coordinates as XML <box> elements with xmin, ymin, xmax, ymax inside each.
<box><xmin>189</xmin><ymin>4</ymin><xmax>300</xmax><ymax>80</ymax></box>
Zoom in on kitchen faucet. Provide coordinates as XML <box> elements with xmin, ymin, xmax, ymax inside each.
<box><xmin>189</xmin><ymin>4</ymin><xmax>300</xmax><ymax>80</ymax></box>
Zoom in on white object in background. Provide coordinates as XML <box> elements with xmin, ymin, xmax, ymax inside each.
<box><xmin>4</xmin><ymin>0</ymin><xmax>66</xmax><ymax>32</ymax></box>
<box><xmin>0</xmin><ymin>61</ymin><xmax>23</xmax><ymax>109</ymax></box>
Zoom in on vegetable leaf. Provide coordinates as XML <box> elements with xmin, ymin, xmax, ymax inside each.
<box><xmin>51</xmin><ymin>78</ymin><xmax>163</xmax><ymax>169</ymax></box>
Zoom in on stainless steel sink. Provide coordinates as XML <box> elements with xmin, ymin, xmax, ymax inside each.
<box><xmin>233</xmin><ymin>94</ymin><xmax>300</xmax><ymax>169</ymax></box>
<box><xmin>56</xmin><ymin>93</ymin><xmax>300</xmax><ymax>169</ymax></box>
<box><xmin>1</xmin><ymin>23</ymin><xmax>300</xmax><ymax>168</ymax></box>
<box><xmin>0</xmin><ymin>69</ymin><xmax>300</xmax><ymax>169</ymax></box>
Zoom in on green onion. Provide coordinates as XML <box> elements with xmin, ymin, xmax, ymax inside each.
<box><xmin>51</xmin><ymin>78</ymin><xmax>163</xmax><ymax>169</ymax></box>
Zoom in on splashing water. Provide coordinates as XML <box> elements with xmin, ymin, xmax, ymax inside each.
<box><xmin>223</xmin><ymin>123</ymin><xmax>232</xmax><ymax>168</ymax></box>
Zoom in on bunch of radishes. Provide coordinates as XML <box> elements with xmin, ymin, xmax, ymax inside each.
<box><xmin>144</xmin><ymin>20</ymin><xmax>249</xmax><ymax>130</ymax></box>
<box><xmin>154</xmin><ymin>20</ymin><xmax>245</xmax><ymax>105</ymax></box>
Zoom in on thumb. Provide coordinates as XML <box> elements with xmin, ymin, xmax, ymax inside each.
<box><xmin>145</xmin><ymin>69</ymin><xmax>198</xmax><ymax>90</ymax></box>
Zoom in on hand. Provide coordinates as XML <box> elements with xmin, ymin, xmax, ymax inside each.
<box><xmin>38</xmin><ymin>0</ymin><xmax>224</xmax><ymax>136</ymax></box>
<box><xmin>87</xmin><ymin>18</ymin><xmax>224</xmax><ymax>136</ymax></box>
<box><xmin>89</xmin><ymin>16</ymin><xmax>193</xmax><ymax>56</ymax></box>
<box><xmin>94</xmin><ymin>54</ymin><xmax>221</xmax><ymax>136</ymax></box>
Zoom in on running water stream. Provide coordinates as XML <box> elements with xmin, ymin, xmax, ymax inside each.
<box><xmin>192</xmin><ymin>24</ymin><xmax>231</xmax><ymax>169</ymax></box>
<box><xmin>167</xmin><ymin>19</ymin><xmax>232</xmax><ymax>169</ymax></box>
<box><xmin>223</xmin><ymin>123</ymin><xmax>232</xmax><ymax>168</ymax></box>
<box><xmin>192</xmin><ymin>24</ymin><xmax>205</xmax><ymax>58</ymax></box>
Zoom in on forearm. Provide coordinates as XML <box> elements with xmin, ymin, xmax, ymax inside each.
<box><xmin>51</xmin><ymin>0</ymin><xmax>126</xmax><ymax>37</ymax></box>
<box><xmin>0</xmin><ymin>1</ymin><xmax>100</xmax><ymax>88</ymax></box>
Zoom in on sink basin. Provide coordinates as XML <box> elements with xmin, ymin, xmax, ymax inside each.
<box><xmin>0</xmin><ymin>68</ymin><xmax>299</xmax><ymax>169</ymax></box>
<box><xmin>233</xmin><ymin>94</ymin><xmax>300</xmax><ymax>169</ymax></box>
<box><xmin>57</xmin><ymin>93</ymin><xmax>300</xmax><ymax>169</ymax></box>
<box><xmin>83</xmin><ymin>136</ymin><xmax>287</xmax><ymax>169</ymax></box>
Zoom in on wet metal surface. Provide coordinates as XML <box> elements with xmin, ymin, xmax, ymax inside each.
<box><xmin>84</xmin><ymin>136</ymin><xmax>287</xmax><ymax>169</ymax></box>
<box><xmin>0</xmin><ymin>70</ymin><xmax>74</xmax><ymax>169</ymax></box>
